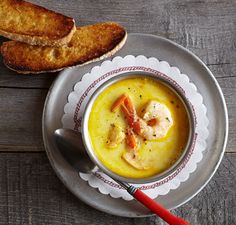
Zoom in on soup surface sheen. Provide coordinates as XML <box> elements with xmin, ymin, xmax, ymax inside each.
<box><xmin>88</xmin><ymin>77</ymin><xmax>189</xmax><ymax>178</ymax></box>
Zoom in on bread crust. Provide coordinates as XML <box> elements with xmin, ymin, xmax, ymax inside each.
<box><xmin>0</xmin><ymin>0</ymin><xmax>76</xmax><ymax>46</ymax></box>
<box><xmin>1</xmin><ymin>22</ymin><xmax>127</xmax><ymax>74</ymax></box>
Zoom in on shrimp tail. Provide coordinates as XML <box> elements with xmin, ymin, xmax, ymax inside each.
<box><xmin>121</xmin><ymin>95</ymin><xmax>142</xmax><ymax>134</ymax></box>
<box><xmin>111</xmin><ymin>94</ymin><xmax>127</xmax><ymax>112</ymax></box>
<box><xmin>126</xmin><ymin>128</ymin><xmax>138</xmax><ymax>150</ymax></box>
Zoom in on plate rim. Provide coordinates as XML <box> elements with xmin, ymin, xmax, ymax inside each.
<box><xmin>42</xmin><ymin>33</ymin><xmax>228</xmax><ymax>217</ymax></box>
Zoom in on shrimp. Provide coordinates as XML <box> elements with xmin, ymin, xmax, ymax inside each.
<box><xmin>107</xmin><ymin>124</ymin><xmax>125</xmax><ymax>148</ymax></box>
<box><xmin>141</xmin><ymin>101</ymin><xmax>173</xmax><ymax>140</ymax></box>
<box><xmin>126</xmin><ymin>128</ymin><xmax>138</xmax><ymax>150</ymax></box>
<box><xmin>112</xmin><ymin>94</ymin><xmax>173</xmax><ymax>140</ymax></box>
<box><xmin>122</xmin><ymin>151</ymin><xmax>150</xmax><ymax>170</ymax></box>
<box><xmin>106</xmin><ymin>123</ymin><xmax>137</xmax><ymax>150</ymax></box>
<box><xmin>110</xmin><ymin>94</ymin><xmax>173</xmax><ymax>170</ymax></box>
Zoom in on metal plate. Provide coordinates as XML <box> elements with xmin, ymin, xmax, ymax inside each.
<box><xmin>42</xmin><ymin>33</ymin><xmax>228</xmax><ymax>217</ymax></box>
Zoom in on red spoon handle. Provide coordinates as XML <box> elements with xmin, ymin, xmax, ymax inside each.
<box><xmin>133</xmin><ymin>189</ymin><xmax>191</xmax><ymax>225</ymax></box>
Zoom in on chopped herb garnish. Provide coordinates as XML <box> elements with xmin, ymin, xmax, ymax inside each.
<box><xmin>128</xmin><ymin>87</ymin><xmax>131</xmax><ymax>90</ymax></box>
<box><xmin>153</xmin><ymin>134</ymin><xmax>156</xmax><ymax>137</ymax></box>
<box><xmin>139</xmin><ymin>95</ymin><xmax>142</xmax><ymax>98</ymax></box>
<box><xmin>166</xmin><ymin>117</ymin><xmax>170</xmax><ymax>122</ymax></box>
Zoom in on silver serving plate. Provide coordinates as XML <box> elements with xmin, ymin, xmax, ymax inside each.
<box><xmin>42</xmin><ymin>33</ymin><xmax>228</xmax><ymax>217</ymax></box>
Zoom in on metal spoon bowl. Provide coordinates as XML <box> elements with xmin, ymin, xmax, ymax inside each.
<box><xmin>54</xmin><ymin>128</ymin><xmax>95</xmax><ymax>173</ymax></box>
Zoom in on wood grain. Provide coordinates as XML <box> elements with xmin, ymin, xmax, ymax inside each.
<box><xmin>0</xmin><ymin>88</ymin><xmax>47</xmax><ymax>152</ymax></box>
<box><xmin>0</xmin><ymin>152</ymin><xmax>234</xmax><ymax>225</ymax></box>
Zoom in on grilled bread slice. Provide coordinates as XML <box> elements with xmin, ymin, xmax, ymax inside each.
<box><xmin>0</xmin><ymin>0</ymin><xmax>76</xmax><ymax>46</ymax></box>
<box><xmin>1</xmin><ymin>22</ymin><xmax>127</xmax><ymax>74</ymax></box>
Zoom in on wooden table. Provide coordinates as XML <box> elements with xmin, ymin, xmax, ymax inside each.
<box><xmin>0</xmin><ymin>0</ymin><xmax>235</xmax><ymax>224</ymax></box>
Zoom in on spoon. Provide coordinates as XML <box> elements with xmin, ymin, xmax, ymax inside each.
<box><xmin>54</xmin><ymin>128</ymin><xmax>190</xmax><ymax>225</ymax></box>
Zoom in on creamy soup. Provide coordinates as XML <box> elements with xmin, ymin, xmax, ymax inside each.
<box><xmin>88</xmin><ymin>77</ymin><xmax>189</xmax><ymax>178</ymax></box>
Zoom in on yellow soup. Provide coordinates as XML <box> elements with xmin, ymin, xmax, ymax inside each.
<box><xmin>88</xmin><ymin>77</ymin><xmax>189</xmax><ymax>178</ymax></box>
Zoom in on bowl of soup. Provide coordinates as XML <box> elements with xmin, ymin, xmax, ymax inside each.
<box><xmin>82</xmin><ymin>72</ymin><xmax>195</xmax><ymax>184</ymax></box>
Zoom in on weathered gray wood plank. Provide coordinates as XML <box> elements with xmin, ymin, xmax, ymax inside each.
<box><xmin>0</xmin><ymin>0</ymin><xmax>235</xmax><ymax>88</ymax></box>
<box><xmin>0</xmin><ymin>77</ymin><xmax>234</xmax><ymax>152</ymax></box>
<box><xmin>0</xmin><ymin>152</ymin><xmax>234</xmax><ymax>225</ymax></box>
<box><xmin>0</xmin><ymin>88</ymin><xmax>47</xmax><ymax>152</ymax></box>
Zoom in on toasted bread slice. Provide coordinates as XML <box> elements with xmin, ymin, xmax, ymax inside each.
<box><xmin>1</xmin><ymin>22</ymin><xmax>127</xmax><ymax>74</ymax></box>
<box><xmin>0</xmin><ymin>0</ymin><xmax>76</xmax><ymax>46</ymax></box>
